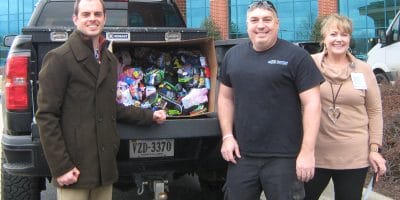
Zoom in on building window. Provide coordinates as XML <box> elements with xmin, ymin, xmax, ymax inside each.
<box><xmin>339</xmin><ymin>0</ymin><xmax>400</xmax><ymax>60</ymax></box>
<box><xmin>186</xmin><ymin>0</ymin><xmax>210</xmax><ymax>28</ymax></box>
<box><xmin>229</xmin><ymin>0</ymin><xmax>318</xmax><ymax>41</ymax></box>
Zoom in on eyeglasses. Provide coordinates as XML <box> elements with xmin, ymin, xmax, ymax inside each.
<box><xmin>248</xmin><ymin>0</ymin><xmax>277</xmax><ymax>13</ymax></box>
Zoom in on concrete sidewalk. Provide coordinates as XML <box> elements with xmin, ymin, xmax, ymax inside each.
<box><xmin>260</xmin><ymin>179</ymin><xmax>393</xmax><ymax>200</ymax></box>
<box><xmin>319</xmin><ymin>179</ymin><xmax>393</xmax><ymax>200</ymax></box>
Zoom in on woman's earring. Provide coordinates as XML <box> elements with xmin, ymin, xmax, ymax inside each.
<box><xmin>347</xmin><ymin>47</ymin><xmax>352</xmax><ymax>54</ymax></box>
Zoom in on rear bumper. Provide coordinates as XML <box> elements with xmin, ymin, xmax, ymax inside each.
<box><xmin>2</xmin><ymin>117</ymin><xmax>225</xmax><ymax>177</ymax></box>
<box><xmin>1</xmin><ymin>133</ymin><xmax>50</xmax><ymax>177</ymax></box>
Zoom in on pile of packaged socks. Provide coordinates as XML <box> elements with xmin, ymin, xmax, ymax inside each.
<box><xmin>115</xmin><ymin>47</ymin><xmax>211</xmax><ymax>117</ymax></box>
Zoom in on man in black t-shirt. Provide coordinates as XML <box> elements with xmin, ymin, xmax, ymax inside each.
<box><xmin>218</xmin><ymin>1</ymin><xmax>324</xmax><ymax>199</ymax></box>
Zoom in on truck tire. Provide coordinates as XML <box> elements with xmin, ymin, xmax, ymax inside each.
<box><xmin>1</xmin><ymin>158</ymin><xmax>42</xmax><ymax>200</ymax></box>
<box><xmin>375</xmin><ymin>72</ymin><xmax>390</xmax><ymax>85</ymax></box>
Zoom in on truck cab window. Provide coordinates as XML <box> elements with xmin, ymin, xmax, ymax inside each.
<box><xmin>36</xmin><ymin>2</ymin><xmax>74</xmax><ymax>26</ymax></box>
<box><xmin>106</xmin><ymin>10</ymin><xmax>128</xmax><ymax>27</ymax></box>
<box><xmin>128</xmin><ymin>2</ymin><xmax>184</xmax><ymax>27</ymax></box>
<box><xmin>129</xmin><ymin>12</ymin><xmax>144</xmax><ymax>27</ymax></box>
<box><xmin>34</xmin><ymin>1</ymin><xmax>184</xmax><ymax>28</ymax></box>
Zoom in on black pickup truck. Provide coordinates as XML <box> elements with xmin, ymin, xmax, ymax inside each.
<box><xmin>2</xmin><ymin>0</ymin><xmax>225</xmax><ymax>199</ymax></box>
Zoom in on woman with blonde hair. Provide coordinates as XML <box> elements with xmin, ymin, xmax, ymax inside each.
<box><xmin>304</xmin><ymin>14</ymin><xmax>387</xmax><ymax>200</ymax></box>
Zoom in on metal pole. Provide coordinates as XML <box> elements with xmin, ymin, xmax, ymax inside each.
<box><xmin>22</xmin><ymin>0</ymin><xmax>25</xmax><ymax>26</ymax></box>
<box><xmin>17</xmin><ymin>0</ymin><xmax>20</xmax><ymax>33</ymax></box>
<box><xmin>7</xmin><ymin>0</ymin><xmax>10</xmax><ymax>33</ymax></box>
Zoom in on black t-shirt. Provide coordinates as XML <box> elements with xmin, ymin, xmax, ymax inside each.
<box><xmin>218</xmin><ymin>39</ymin><xmax>324</xmax><ymax>157</ymax></box>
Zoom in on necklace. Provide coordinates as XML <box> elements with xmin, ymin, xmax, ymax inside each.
<box><xmin>320</xmin><ymin>52</ymin><xmax>355</xmax><ymax>124</ymax></box>
<box><xmin>327</xmin><ymin>83</ymin><xmax>343</xmax><ymax>124</ymax></box>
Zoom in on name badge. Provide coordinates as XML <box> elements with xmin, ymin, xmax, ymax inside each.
<box><xmin>351</xmin><ymin>73</ymin><xmax>367</xmax><ymax>89</ymax></box>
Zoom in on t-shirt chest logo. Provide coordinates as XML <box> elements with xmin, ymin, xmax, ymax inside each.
<box><xmin>267</xmin><ymin>59</ymin><xmax>288</xmax><ymax>66</ymax></box>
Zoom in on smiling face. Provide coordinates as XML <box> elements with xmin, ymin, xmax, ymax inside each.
<box><xmin>323</xmin><ymin>25</ymin><xmax>351</xmax><ymax>56</ymax></box>
<box><xmin>320</xmin><ymin>14</ymin><xmax>353</xmax><ymax>56</ymax></box>
<box><xmin>247</xmin><ymin>8</ymin><xmax>279</xmax><ymax>51</ymax></box>
<box><xmin>246</xmin><ymin>8</ymin><xmax>279</xmax><ymax>51</ymax></box>
<box><xmin>73</xmin><ymin>0</ymin><xmax>106</xmax><ymax>40</ymax></box>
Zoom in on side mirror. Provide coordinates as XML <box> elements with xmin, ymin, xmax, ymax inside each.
<box><xmin>378</xmin><ymin>29</ymin><xmax>386</xmax><ymax>44</ymax></box>
<box><xmin>4</xmin><ymin>35</ymin><xmax>16</xmax><ymax>47</ymax></box>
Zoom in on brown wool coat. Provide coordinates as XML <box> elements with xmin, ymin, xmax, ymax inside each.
<box><xmin>36</xmin><ymin>31</ymin><xmax>154</xmax><ymax>188</ymax></box>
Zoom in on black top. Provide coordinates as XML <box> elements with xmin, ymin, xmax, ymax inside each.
<box><xmin>218</xmin><ymin>39</ymin><xmax>324</xmax><ymax>157</ymax></box>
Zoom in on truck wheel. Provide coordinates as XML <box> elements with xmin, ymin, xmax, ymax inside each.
<box><xmin>1</xmin><ymin>159</ymin><xmax>42</xmax><ymax>200</ymax></box>
<box><xmin>375</xmin><ymin>73</ymin><xmax>390</xmax><ymax>85</ymax></box>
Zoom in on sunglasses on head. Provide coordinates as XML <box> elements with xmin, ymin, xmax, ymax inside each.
<box><xmin>248</xmin><ymin>0</ymin><xmax>277</xmax><ymax>13</ymax></box>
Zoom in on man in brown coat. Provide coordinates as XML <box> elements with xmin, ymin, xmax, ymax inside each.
<box><xmin>35</xmin><ymin>0</ymin><xmax>166</xmax><ymax>199</ymax></box>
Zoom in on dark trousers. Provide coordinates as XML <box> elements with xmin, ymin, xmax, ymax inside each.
<box><xmin>224</xmin><ymin>156</ymin><xmax>304</xmax><ymax>200</ymax></box>
<box><xmin>304</xmin><ymin>167</ymin><xmax>368</xmax><ymax>200</ymax></box>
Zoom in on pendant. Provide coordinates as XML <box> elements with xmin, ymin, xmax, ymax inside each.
<box><xmin>328</xmin><ymin>106</ymin><xmax>341</xmax><ymax>124</ymax></box>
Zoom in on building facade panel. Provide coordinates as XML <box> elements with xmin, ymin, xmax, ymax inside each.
<box><xmin>210</xmin><ymin>0</ymin><xmax>229</xmax><ymax>39</ymax></box>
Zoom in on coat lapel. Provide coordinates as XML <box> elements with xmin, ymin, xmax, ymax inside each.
<box><xmin>69</xmin><ymin>31</ymin><xmax>99</xmax><ymax>80</ymax></box>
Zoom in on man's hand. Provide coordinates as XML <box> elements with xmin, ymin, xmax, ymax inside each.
<box><xmin>220</xmin><ymin>136</ymin><xmax>241</xmax><ymax>164</ymax></box>
<box><xmin>296</xmin><ymin>149</ymin><xmax>315</xmax><ymax>182</ymax></box>
<box><xmin>56</xmin><ymin>167</ymin><xmax>80</xmax><ymax>187</ymax></box>
<box><xmin>153</xmin><ymin>110</ymin><xmax>167</xmax><ymax>124</ymax></box>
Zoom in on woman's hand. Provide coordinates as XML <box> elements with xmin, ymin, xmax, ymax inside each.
<box><xmin>369</xmin><ymin>152</ymin><xmax>386</xmax><ymax>182</ymax></box>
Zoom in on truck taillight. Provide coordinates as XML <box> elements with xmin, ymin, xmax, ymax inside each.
<box><xmin>5</xmin><ymin>55</ymin><xmax>29</xmax><ymax>110</ymax></box>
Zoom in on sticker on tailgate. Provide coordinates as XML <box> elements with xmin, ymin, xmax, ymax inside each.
<box><xmin>106</xmin><ymin>32</ymin><xmax>130</xmax><ymax>41</ymax></box>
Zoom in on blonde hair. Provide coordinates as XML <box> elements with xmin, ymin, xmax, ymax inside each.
<box><xmin>320</xmin><ymin>14</ymin><xmax>353</xmax><ymax>45</ymax></box>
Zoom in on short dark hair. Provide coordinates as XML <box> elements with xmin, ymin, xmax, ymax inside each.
<box><xmin>74</xmin><ymin>0</ymin><xmax>106</xmax><ymax>16</ymax></box>
<box><xmin>248</xmin><ymin>0</ymin><xmax>277</xmax><ymax>14</ymax></box>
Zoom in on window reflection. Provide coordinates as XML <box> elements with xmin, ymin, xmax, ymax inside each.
<box><xmin>341</xmin><ymin>0</ymin><xmax>400</xmax><ymax>59</ymax></box>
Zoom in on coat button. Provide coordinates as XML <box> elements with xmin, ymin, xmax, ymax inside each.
<box><xmin>102</xmin><ymin>146</ymin><xmax>105</xmax><ymax>152</ymax></box>
<box><xmin>97</xmin><ymin>117</ymin><xmax>103</xmax><ymax>122</ymax></box>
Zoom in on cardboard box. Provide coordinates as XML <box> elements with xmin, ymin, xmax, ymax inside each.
<box><xmin>110</xmin><ymin>38</ymin><xmax>217</xmax><ymax>118</ymax></box>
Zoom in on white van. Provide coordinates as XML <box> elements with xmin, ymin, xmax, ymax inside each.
<box><xmin>367</xmin><ymin>11</ymin><xmax>400</xmax><ymax>84</ymax></box>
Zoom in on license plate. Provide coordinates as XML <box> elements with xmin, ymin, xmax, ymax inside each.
<box><xmin>129</xmin><ymin>139</ymin><xmax>174</xmax><ymax>158</ymax></box>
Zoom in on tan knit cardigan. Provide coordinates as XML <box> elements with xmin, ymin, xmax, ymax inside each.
<box><xmin>311</xmin><ymin>52</ymin><xmax>383</xmax><ymax>169</ymax></box>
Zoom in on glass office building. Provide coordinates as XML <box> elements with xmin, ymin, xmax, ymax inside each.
<box><xmin>186</xmin><ymin>0</ymin><xmax>210</xmax><ymax>28</ymax></box>
<box><xmin>186</xmin><ymin>0</ymin><xmax>318</xmax><ymax>40</ymax></box>
<box><xmin>186</xmin><ymin>0</ymin><xmax>400</xmax><ymax>60</ymax></box>
<box><xmin>0</xmin><ymin>0</ymin><xmax>38</xmax><ymax>66</ymax></box>
<box><xmin>339</xmin><ymin>0</ymin><xmax>400</xmax><ymax>59</ymax></box>
<box><xmin>229</xmin><ymin>0</ymin><xmax>318</xmax><ymax>40</ymax></box>
<box><xmin>0</xmin><ymin>0</ymin><xmax>399</xmax><ymax>65</ymax></box>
